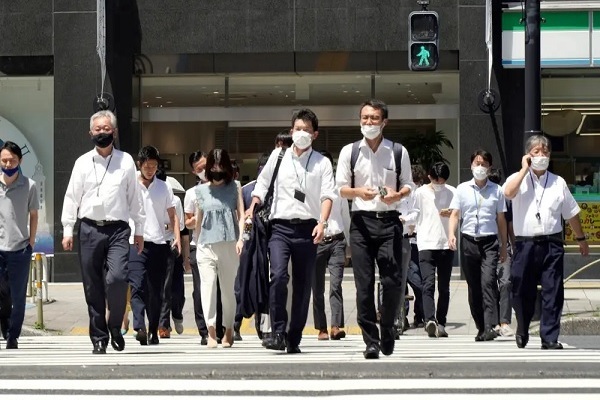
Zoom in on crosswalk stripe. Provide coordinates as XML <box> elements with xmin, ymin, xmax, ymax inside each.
<box><xmin>2</xmin><ymin>335</ymin><xmax>600</xmax><ymax>366</ymax></box>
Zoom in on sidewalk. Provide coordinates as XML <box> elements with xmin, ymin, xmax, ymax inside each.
<box><xmin>22</xmin><ymin>275</ymin><xmax>600</xmax><ymax>338</ymax></box>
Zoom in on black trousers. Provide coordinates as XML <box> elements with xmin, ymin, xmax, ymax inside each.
<box><xmin>312</xmin><ymin>238</ymin><xmax>346</xmax><ymax>330</ymax></box>
<box><xmin>407</xmin><ymin>243</ymin><xmax>424</xmax><ymax>323</ymax></box>
<box><xmin>511</xmin><ymin>239</ymin><xmax>564</xmax><ymax>343</ymax></box>
<box><xmin>419</xmin><ymin>249</ymin><xmax>454</xmax><ymax>326</ymax></box>
<box><xmin>460</xmin><ymin>235</ymin><xmax>499</xmax><ymax>332</ymax></box>
<box><xmin>78</xmin><ymin>220</ymin><xmax>130</xmax><ymax>344</ymax></box>
<box><xmin>350</xmin><ymin>213</ymin><xmax>403</xmax><ymax>347</ymax></box>
<box><xmin>160</xmin><ymin>248</ymin><xmax>185</xmax><ymax>328</ymax></box>
<box><xmin>190</xmin><ymin>246</ymin><xmax>222</xmax><ymax>337</ymax></box>
<box><xmin>128</xmin><ymin>242</ymin><xmax>169</xmax><ymax>334</ymax></box>
<box><xmin>268</xmin><ymin>220</ymin><xmax>318</xmax><ymax>348</ymax></box>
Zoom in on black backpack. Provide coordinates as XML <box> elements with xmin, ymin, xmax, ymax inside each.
<box><xmin>349</xmin><ymin>140</ymin><xmax>404</xmax><ymax>191</ymax></box>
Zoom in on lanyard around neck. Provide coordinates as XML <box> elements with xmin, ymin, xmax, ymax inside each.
<box><xmin>529</xmin><ymin>171</ymin><xmax>549</xmax><ymax>220</ymax></box>
<box><xmin>292</xmin><ymin>150</ymin><xmax>313</xmax><ymax>190</ymax></box>
<box><xmin>92</xmin><ymin>152</ymin><xmax>113</xmax><ymax>196</ymax></box>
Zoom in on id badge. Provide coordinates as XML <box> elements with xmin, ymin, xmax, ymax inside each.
<box><xmin>294</xmin><ymin>189</ymin><xmax>306</xmax><ymax>203</ymax></box>
<box><xmin>90</xmin><ymin>196</ymin><xmax>106</xmax><ymax>220</ymax></box>
<box><xmin>533</xmin><ymin>219</ymin><xmax>543</xmax><ymax>236</ymax></box>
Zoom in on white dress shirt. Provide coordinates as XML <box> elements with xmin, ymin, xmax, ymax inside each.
<box><xmin>137</xmin><ymin>176</ymin><xmax>175</xmax><ymax>244</ymax></box>
<box><xmin>165</xmin><ymin>196</ymin><xmax>184</xmax><ymax>241</ymax></box>
<box><xmin>252</xmin><ymin>146</ymin><xmax>335</xmax><ymax>220</ymax></box>
<box><xmin>398</xmin><ymin>191</ymin><xmax>418</xmax><ymax>227</ymax></box>
<box><xmin>184</xmin><ymin>183</ymin><xmax>201</xmax><ymax>245</ymax></box>
<box><xmin>503</xmin><ymin>169</ymin><xmax>580</xmax><ymax>237</ymax></box>
<box><xmin>61</xmin><ymin>148</ymin><xmax>145</xmax><ymax>237</ymax></box>
<box><xmin>336</xmin><ymin>138</ymin><xmax>414</xmax><ymax>212</ymax></box>
<box><xmin>449</xmin><ymin>179</ymin><xmax>507</xmax><ymax>237</ymax></box>
<box><xmin>413</xmin><ymin>184</ymin><xmax>456</xmax><ymax>250</ymax></box>
<box><xmin>324</xmin><ymin>190</ymin><xmax>351</xmax><ymax>243</ymax></box>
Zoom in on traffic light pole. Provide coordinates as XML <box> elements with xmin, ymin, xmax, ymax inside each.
<box><xmin>524</xmin><ymin>0</ymin><xmax>542</xmax><ymax>139</ymax></box>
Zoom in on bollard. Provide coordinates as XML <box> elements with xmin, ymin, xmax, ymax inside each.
<box><xmin>27</xmin><ymin>257</ymin><xmax>34</xmax><ymax>299</ymax></box>
<box><xmin>34</xmin><ymin>253</ymin><xmax>44</xmax><ymax>330</ymax></box>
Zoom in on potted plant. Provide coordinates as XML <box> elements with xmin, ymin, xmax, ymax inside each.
<box><xmin>403</xmin><ymin>130</ymin><xmax>454</xmax><ymax>171</ymax></box>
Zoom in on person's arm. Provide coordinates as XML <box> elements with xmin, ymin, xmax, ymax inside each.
<box><xmin>29</xmin><ymin>210</ymin><xmax>39</xmax><ymax>248</ymax></box>
<box><xmin>61</xmin><ymin>159</ymin><xmax>83</xmax><ymax>250</ymax></box>
<box><xmin>504</xmin><ymin>155</ymin><xmax>530</xmax><ymax>199</ymax></box>
<box><xmin>126</xmin><ymin>159</ymin><xmax>145</xmax><ymax>254</ymax></box>
<box><xmin>247</xmin><ymin>149</ymin><xmax>278</xmax><ymax>216</ymax></box>
<box><xmin>336</xmin><ymin>144</ymin><xmax>378</xmax><ymax>201</ymax></box>
<box><xmin>382</xmin><ymin>146</ymin><xmax>415</xmax><ymax>205</ymax></box>
<box><xmin>567</xmin><ymin>215</ymin><xmax>589</xmax><ymax>256</ymax></box>
<box><xmin>181</xmin><ymin>232</ymin><xmax>191</xmax><ymax>273</ymax></box>
<box><xmin>497</xmin><ymin>212</ymin><xmax>508</xmax><ymax>263</ymax></box>
<box><xmin>448</xmin><ymin>209</ymin><xmax>460</xmax><ymax>251</ymax></box>
<box><xmin>167</xmin><ymin>206</ymin><xmax>181</xmax><ymax>255</ymax></box>
<box><xmin>236</xmin><ymin>183</ymin><xmax>246</xmax><ymax>255</ymax></box>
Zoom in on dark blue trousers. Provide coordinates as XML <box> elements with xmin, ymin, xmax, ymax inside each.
<box><xmin>128</xmin><ymin>242</ymin><xmax>169</xmax><ymax>334</ymax></box>
<box><xmin>511</xmin><ymin>239</ymin><xmax>564</xmax><ymax>343</ymax></box>
<box><xmin>0</xmin><ymin>245</ymin><xmax>32</xmax><ymax>340</ymax></box>
<box><xmin>268</xmin><ymin>220</ymin><xmax>317</xmax><ymax>348</ymax></box>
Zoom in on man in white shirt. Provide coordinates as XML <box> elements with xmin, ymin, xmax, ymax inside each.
<box><xmin>248</xmin><ymin>108</ymin><xmax>334</xmax><ymax>354</ymax></box>
<box><xmin>336</xmin><ymin>99</ymin><xmax>414</xmax><ymax>359</ymax></box>
<box><xmin>413</xmin><ymin>162</ymin><xmax>455</xmax><ymax>339</ymax></box>
<box><xmin>61</xmin><ymin>110</ymin><xmax>145</xmax><ymax>354</ymax></box>
<box><xmin>311</xmin><ymin>150</ymin><xmax>351</xmax><ymax>341</ymax></box>
<box><xmin>183</xmin><ymin>151</ymin><xmax>223</xmax><ymax>345</ymax></box>
<box><xmin>503</xmin><ymin>135</ymin><xmax>588</xmax><ymax>350</ymax></box>
<box><xmin>128</xmin><ymin>146</ymin><xmax>180</xmax><ymax>346</ymax></box>
<box><xmin>448</xmin><ymin>149</ymin><xmax>507</xmax><ymax>342</ymax></box>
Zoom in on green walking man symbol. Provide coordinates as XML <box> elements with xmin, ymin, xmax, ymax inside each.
<box><xmin>417</xmin><ymin>45</ymin><xmax>430</xmax><ymax>66</ymax></box>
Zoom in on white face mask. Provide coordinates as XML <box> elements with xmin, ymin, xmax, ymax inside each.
<box><xmin>196</xmin><ymin>170</ymin><xmax>206</xmax><ymax>181</ymax></box>
<box><xmin>292</xmin><ymin>130</ymin><xmax>313</xmax><ymax>150</ymax></box>
<box><xmin>431</xmin><ymin>183</ymin><xmax>444</xmax><ymax>192</ymax></box>
<box><xmin>472</xmin><ymin>166</ymin><xmax>488</xmax><ymax>181</ymax></box>
<box><xmin>361</xmin><ymin>124</ymin><xmax>381</xmax><ymax>140</ymax></box>
<box><xmin>530</xmin><ymin>156</ymin><xmax>549</xmax><ymax>171</ymax></box>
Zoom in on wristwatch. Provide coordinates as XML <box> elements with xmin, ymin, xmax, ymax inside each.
<box><xmin>576</xmin><ymin>235</ymin><xmax>587</xmax><ymax>242</ymax></box>
<box><xmin>319</xmin><ymin>220</ymin><xmax>329</xmax><ymax>229</ymax></box>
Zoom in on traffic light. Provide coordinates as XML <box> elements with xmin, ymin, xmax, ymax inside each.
<box><xmin>408</xmin><ymin>11</ymin><xmax>439</xmax><ymax>71</ymax></box>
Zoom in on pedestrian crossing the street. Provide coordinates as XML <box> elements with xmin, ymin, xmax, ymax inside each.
<box><xmin>1</xmin><ymin>334</ymin><xmax>600</xmax><ymax>366</ymax></box>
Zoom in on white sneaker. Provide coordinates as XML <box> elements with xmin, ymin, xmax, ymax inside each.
<box><xmin>173</xmin><ymin>318</ymin><xmax>184</xmax><ymax>335</ymax></box>
<box><xmin>499</xmin><ymin>324</ymin><xmax>514</xmax><ymax>337</ymax></box>
<box><xmin>425</xmin><ymin>320</ymin><xmax>438</xmax><ymax>338</ymax></box>
<box><xmin>437</xmin><ymin>324</ymin><xmax>448</xmax><ymax>338</ymax></box>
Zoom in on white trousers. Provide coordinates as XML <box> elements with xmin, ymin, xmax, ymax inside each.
<box><xmin>196</xmin><ymin>241</ymin><xmax>238</xmax><ymax>329</ymax></box>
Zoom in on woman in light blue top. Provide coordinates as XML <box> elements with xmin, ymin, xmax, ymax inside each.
<box><xmin>195</xmin><ymin>149</ymin><xmax>244</xmax><ymax>348</ymax></box>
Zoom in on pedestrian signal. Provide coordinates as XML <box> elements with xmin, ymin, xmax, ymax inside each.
<box><xmin>408</xmin><ymin>11</ymin><xmax>439</xmax><ymax>71</ymax></box>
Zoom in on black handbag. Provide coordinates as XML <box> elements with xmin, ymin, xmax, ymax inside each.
<box><xmin>255</xmin><ymin>147</ymin><xmax>286</xmax><ymax>229</ymax></box>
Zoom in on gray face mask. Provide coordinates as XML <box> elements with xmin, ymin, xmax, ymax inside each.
<box><xmin>530</xmin><ymin>156</ymin><xmax>549</xmax><ymax>171</ymax></box>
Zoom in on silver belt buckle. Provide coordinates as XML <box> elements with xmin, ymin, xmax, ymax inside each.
<box><xmin>322</xmin><ymin>236</ymin><xmax>333</xmax><ymax>243</ymax></box>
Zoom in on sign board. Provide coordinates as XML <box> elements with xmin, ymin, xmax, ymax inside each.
<box><xmin>565</xmin><ymin>201</ymin><xmax>600</xmax><ymax>245</ymax></box>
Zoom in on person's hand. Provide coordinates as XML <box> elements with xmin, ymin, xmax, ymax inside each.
<box><xmin>499</xmin><ymin>243</ymin><xmax>507</xmax><ymax>263</ymax></box>
<box><xmin>244</xmin><ymin>206</ymin><xmax>255</xmax><ymax>219</ymax></box>
<box><xmin>439</xmin><ymin>208</ymin><xmax>452</xmax><ymax>218</ymax></box>
<box><xmin>183</xmin><ymin>259</ymin><xmax>191</xmax><ymax>273</ymax></box>
<box><xmin>312</xmin><ymin>222</ymin><xmax>325</xmax><ymax>244</ymax></box>
<box><xmin>172</xmin><ymin>238</ymin><xmax>181</xmax><ymax>256</ymax></box>
<box><xmin>134</xmin><ymin>235</ymin><xmax>144</xmax><ymax>254</ymax></box>
<box><xmin>380</xmin><ymin>186</ymin><xmax>400</xmax><ymax>205</ymax></box>
<box><xmin>448</xmin><ymin>234</ymin><xmax>457</xmax><ymax>251</ymax></box>
<box><xmin>357</xmin><ymin>187</ymin><xmax>378</xmax><ymax>201</ymax></box>
<box><xmin>521</xmin><ymin>154</ymin><xmax>532</xmax><ymax>171</ymax></box>
<box><xmin>236</xmin><ymin>239</ymin><xmax>244</xmax><ymax>255</ymax></box>
<box><xmin>579</xmin><ymin>240</ymin><xmax>590</xmax><ymax>256</ymax></box>
<box><xmin>62</xmin><ymin>236</ymin><xmax>73</xmax><ymax>251</ymax></box>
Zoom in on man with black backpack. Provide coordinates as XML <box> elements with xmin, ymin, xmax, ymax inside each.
<box><xmin>336</xmin><ymin>99</ymin><xmax>413</xmax><ymax>359</ymax></box>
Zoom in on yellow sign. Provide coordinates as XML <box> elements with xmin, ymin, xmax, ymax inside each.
<box><xmin>565</xmin><ymin>202</ymin><xmax>600</xmax><ymax>244</ymax></box>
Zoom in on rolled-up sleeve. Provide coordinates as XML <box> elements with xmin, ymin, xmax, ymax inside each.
<box><xmin>319</xmin><ymin>157</ymin><xmax>335</xmax><ymax>202</ymax></box>
<box><xmin>561</xmin><ymin>181</ymin><xmax>581</xmax><ymax>220</ymax></box>
<box><xmin>251</xmin><ymin>148</ymin><xmax>279</xmax><ymax>203</ymax></box>
<box><xmin>335</xmin><ymin>144</ymin><xmax>352</xmax><ymax>189</ymax></box>
<box><xmin>400</xmin><ymin>146</ymin><xmax>415</xmax><ymax>193</ymax></box>
<box><xmin>126</xmin><ymin>162</ymin><xmax>145</xmax><ymax>236</ymax></box>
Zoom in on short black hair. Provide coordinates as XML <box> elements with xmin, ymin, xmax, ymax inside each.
<box><xmin>360</xmin><ymin>99</ymin><xmax>388</xmax><ymax>119</ymax></box>
<box><xmin>319</xmin><ymin>150</ymin><xmax>334</xmax><ymax>165</ymax></box>
<box><xmin>137</xmin><ymin>145</ymin><xmax>160</xmax><ymax>164</ymax></box>
<box><xmin>429</xmin><ymin>162</ymin><xmax>450</xmax><ymax>181</ymax></box>
<box><xmin>257</xmin><ymin>152</ymin><xmax>270</xmax><ymax>172</ymax></box>
<box><xmin>275</xmin><ymin>130</ymin><xmax>293</xmax><ymax>148</ymax></box>
<box><xmin>155</xmin><ymin>169</ymin><xmax>167</xmax><ymax>181</ymax></box>
<box><xmin>291</xmin><ymin>108</ymin><xmax>319</xmax><ymax>132</ymax></box>
<box><xmin>487</xmin><ymin>168</ymin><xmax>502</xmax><ymax>185</ymax></box>
<box><xmin>470</xmin><ymin>149</ymin><xmax>493</xmax><ymax>165</ymax></box>
<box><xmin>188</xmin><ymin>150</ymin><xmax>206</xmax><ymax>168</ymax></box>
<box><xmin>411</xmin><ymin>164</ymin><xmax>427</xmax><ymax>185</ymax></box>
<box><xmin>0</xmin><ymin>141</ymin><xmax>23</xmax><ymax>159</ymax></box>
<box><xmin>205</xmin><ymin>148</ymin><xmax>234</xmax><ymax>184</ymax></box>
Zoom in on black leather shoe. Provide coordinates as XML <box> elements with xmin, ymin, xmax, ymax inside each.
<box><xmin>261</xmin><ymin>332</ymin><xmax>272</xmax><ymax>347</ymax></box>
<box><xmin>148</xmin><ymin>332</ymin><xmax>159</xmax><ymax>345</ymax></box>
<box><xmin>136</xmin><ymin>329</ymin><xmax>148</xmax><ymax>346</ymax></box>
<box><xmin>234</xmin><ymin>329</ymin><xmax>243</xmax><ymax>341</ymax></box>
<box><xmin>200</xmin><ymin>335</ymin><xmax>208</xmax><ymax>346</ymax></box>
<box><xmin>515</xmin><ymin>334</ymin><xmax>529</xmax><ymax>348</ymax></box>
<box><xmin>541</xmin><ymin>341</ymin><xmax>563</xmax><ymax>350</ymax></box>
<box><xmin>286</xmin><ymin>345</ymin><xmax>301</xmax><ymax>354</ymax></box>
<box><xmin>92</xmin><ymin>341</ymin><xmax>107</xmax><ymax>354</ymax></box>
<box><xmin>266</xmin><ymin>332</ymin><xmax>286</xmax><ymax>351</ymax></box>
<box><xmin>475</xmin><ymin>330</ymin><xmax>484</xmax><ymax>342</ymax></box>
<box><xmin>381</xmin><ymin>340</ymin><xmax>395</xmax><ymax>356</ymax></box>
<box><xmin>363</xmin><ymin>343</ymin><xmax>380</xmax><ymax>359</ymax></box>
<box><xmin>6</xmin><ymin>338</ymin><xmax>18</xmax><ymax>349</ymax></box>
<box><xmin>110</xmin><ymin>328</ymin><xmax>125</xmax><ymax>351</ymax></box>
<box><xmin>476</xmin><ymin>329</ymin><xmax>498</xmax><ymax>342</ymax></box>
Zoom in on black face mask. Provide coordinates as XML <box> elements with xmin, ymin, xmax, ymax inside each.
<box><xmin>92</xmin><ymin>132</ymin><xmax>114</xmax><ymax>148</ymax></box>
<box><xmin>211</xmin><ymin>171</ymin><xmax>226</xmax><ymax>182</ymax></box>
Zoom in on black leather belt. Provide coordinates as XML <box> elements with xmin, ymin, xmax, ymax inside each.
<box><xmin>515</xmin><ymin>233</ymin><xmax>563</xmax><ymax>244</ymax></box>
<box><xmin>272</xmin><ymin>218</ymin><xmax>317</xmax><ymax>225</ymax></box>
<box><xmin>322</xmin><ymin>232</ymin><xmax>345</xmax><ymax>244</ymax></box>
<box><xmin>462</xmin><ymin>234</ymin><xmax>497</xmax><ymax>244</ymax></box>
<box><xmin>81</xmin><ymin>218</ymin><xmax>125</xmax><ymax>227</ymax></box>
<box><xmin>403</xmin><ymin>233</ymin><xmax>416</xmax><ymax>239</ymax></box>
<box><xmin>352</xmin><ymin>210</ymin><xmax>400</xmax><ymax>219</ymax></box>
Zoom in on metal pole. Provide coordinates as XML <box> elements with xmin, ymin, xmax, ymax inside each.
<box><xmin>524</xmin><ymin>0</ymin><xmax>542</xmax><ymax>140</ymax></box>
<box><xmin>35</xmin><ymin>253</ymin><xmax>44</xmax><ymax>330</ymax></box>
